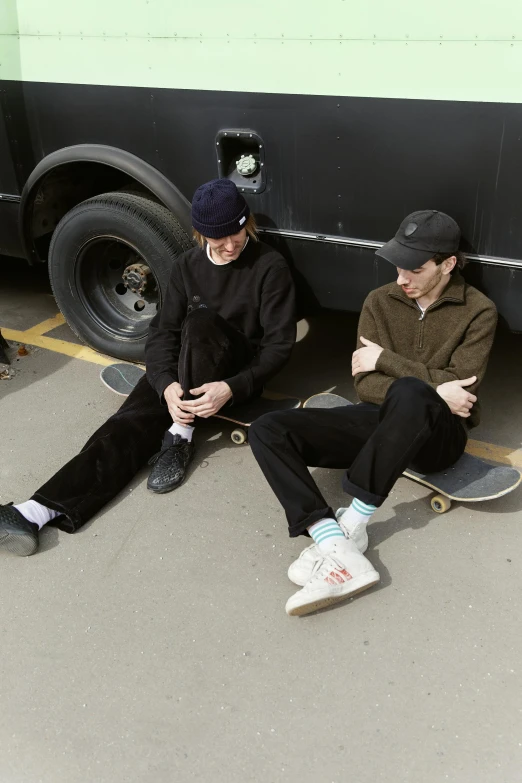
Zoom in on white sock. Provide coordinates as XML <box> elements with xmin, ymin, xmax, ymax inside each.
<box><xmin>169</xmin><ymin>422</ymin><xmax>194</xmax><ymax>442</ymax></box>
<box><xmin>308</xmin><ymin>517</ymin><xmax>345</xmax><ymax>554</ymax></box>
<box><xmin>13</xmin><ymin>500</ymin><xmax>60</xmax><ymax>530</ymax></box>
<box><xmin>338</xmin><ymin>498</ymin><xmax>377</xmax><ymax>534</ymax></box>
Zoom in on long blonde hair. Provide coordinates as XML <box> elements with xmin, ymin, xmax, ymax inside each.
<box><xmin>192</xmin><ymin>214</ymin><xmax>259</xmax><ymax>248</ymax></box>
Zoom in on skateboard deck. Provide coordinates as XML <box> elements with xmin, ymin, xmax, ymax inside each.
<box><xmin>303</xmin><ymin>392</ymin><xmax>354</xmax><ymax>409</ymax></box>
<box><xmin>302</xmin><ymin>392</ymin><xmax>521</xmax><ymax>513</ymax></box>
<box><xmin>403</xmin><ymin>457</ymin><xmax>521</xmax><ymax>511</ymax></box>
<box><xmin>100</xmin><ymin>363</ymin><xmax>145</xmax><ymax>396</ymax></box>
<box><xmin>215</xmin><ymin>396</ymin><xmax>301</xmax><ymax>426</ymax></box>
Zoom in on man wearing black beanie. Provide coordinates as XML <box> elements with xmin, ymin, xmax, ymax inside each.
<box><xmin>0</xmin><ymin>179</ymin><xmax>296</xmax><ymax>556</ymax></box>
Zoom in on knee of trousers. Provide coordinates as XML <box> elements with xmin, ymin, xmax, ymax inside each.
<box><xmin>182</xmin><ymin>308</ymin><xmax>221</xmax><ymax>337</ymax></box>
<box><xmin>385</xmin><ymin>377</ymin><xmax>438</xmax><ymax>411</ymax></box>
<box><xmin>249</xmin><ymin>411</ymin><xmax>289</xmax><ymax>447</ymax></box>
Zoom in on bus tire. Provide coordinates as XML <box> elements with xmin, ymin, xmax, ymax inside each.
<box><xmin>48</xmin><ymin>191</ymin><xmax>193</xmax><ymax>362</ymax></box>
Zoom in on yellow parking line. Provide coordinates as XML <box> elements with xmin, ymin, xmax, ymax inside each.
<box><xmin>26</xmin><ymin>312</ymin><xmax>66</xmax><ymax>337</ymax></box>
<box><xmin>2</xmin><ymin>312</ymin><xmax>116</xmax><ymax>366</ymax></box>
<box><xmin>1</xmin><ymin>327</ymin><xmax>115</xmax><ymax>367</ymax></box>
<box><xmin>466</xmin><ymin>439</ymin><xmax>522</xmax><ymax>469</ymax></box>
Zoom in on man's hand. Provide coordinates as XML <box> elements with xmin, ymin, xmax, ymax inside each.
<box><xmin>436</xmin><ymin>376</ymin><xmax>477</xmax><ymax>418</ymax></box>
<box><xmin>352</xmin><ymin>336</ymin><xmax>384</xmax><ymax>376</ymax></box>
<box><xmin>164</xmin><ymin>381</ymin><xmax>195</xmax><ymax>425</ymax></box>
<box><xmin>180</xmin><ymin>381</ymin><xmax>233</xmax><ymax>419</ymax></box>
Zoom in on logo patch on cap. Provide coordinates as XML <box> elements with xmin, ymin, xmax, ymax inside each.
<box><xmin>404</xmin><ymin>222</ymin><xmax>418</xmax><ymax>237</ymax></box>
<box><xmin>239</xmin><ymin>216</ymin><xmax>246</xmax><ymax>226</ymax></box>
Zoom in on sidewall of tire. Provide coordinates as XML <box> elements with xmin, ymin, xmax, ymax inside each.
<box><xmin>48</xmin><ymin>196</ymin><xmax>189</xmax><ymax>362</ymax></box>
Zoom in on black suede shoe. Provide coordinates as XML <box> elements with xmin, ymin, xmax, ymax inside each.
<box><xmin>147</xmin><ymin>433</ymin><xmax>195</xmax><ymax>494</ymax></box>
<box><xmin>0</xmin><ymin>504</ymin><xmax>39</xmax><ymax>556</ymax></box>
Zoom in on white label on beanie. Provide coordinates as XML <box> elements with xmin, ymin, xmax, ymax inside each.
<box><xmin>239</xmin><ymin>216</ymin><xmax>246</xmax><ymax>225</ymax></box>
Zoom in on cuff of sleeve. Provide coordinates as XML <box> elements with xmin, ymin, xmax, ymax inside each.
<box><xmin>154</xmin><ymin>373</ymin><xmax>178</xmax><ymax>404</ymax></box>
<box><xmin>224</xmin><ymin>372</ymin><xmax>252</xmax><ymax>405</ymax></box>
<box><xmin>375</xmin><ymin>349</ymin><xmax>401</xmax><ymax>379</ymax></box>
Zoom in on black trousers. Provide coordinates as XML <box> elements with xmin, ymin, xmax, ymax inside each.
<box><xmin>32</xmin><ymin>309</ymin><xmax>254</xmax><ymax>533</ymax></box>
<box><xmin>249</xmin><ymin>377</ymin><xmax>468</xmax><ymax>538</ymax></box>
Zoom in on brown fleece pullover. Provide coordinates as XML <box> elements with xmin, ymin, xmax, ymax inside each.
<box><xmin>354</xmin><ymin>272</ymin><xmax>497</xmax><ymax>428</ymax></box>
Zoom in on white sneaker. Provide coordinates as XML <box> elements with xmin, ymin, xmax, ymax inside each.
<box><xmin>336</xmin><ymin>507</ymin><xmax>370</xmax><ymax>553</ymax></box>
<box><xmin>285</xmin><ymin>539</ymin><xmax>380</xmax><ymax>617</ymax></box>
<box><xmin>287</xmin><ymin>509</ymin><xmax>369</xmax><ymax>587</ymax></box>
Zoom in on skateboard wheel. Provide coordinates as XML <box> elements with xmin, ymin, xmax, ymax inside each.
<box><xmin>231</xmin><ymin>428</ymin><xmax>247</xmax><ymax>445</ymax></box>
<box><xmin>431</xmin><ymin>495</ymin><xmax>451</xmax><ymax>514</ymax></box>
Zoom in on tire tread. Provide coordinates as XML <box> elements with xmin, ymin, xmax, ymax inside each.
<box><xmin>48</xmin><ymin>191</ymin><xmax>193</xmax><ymax>361</ymax></box>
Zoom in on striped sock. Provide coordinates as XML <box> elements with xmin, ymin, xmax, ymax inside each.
<box><xmin>339</xmin><ymin>498</ymin><xmax>377</xmax><ymax>534</ymax></box>
<box><xmin>308</xmin><ymin>518</ymin><xmax>345</xmax><ymax>554</ymax></box>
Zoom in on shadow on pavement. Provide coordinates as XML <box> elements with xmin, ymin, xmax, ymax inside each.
<box><xmin>270</xmin><ymin>310</ymin><xmax>359</xmax><ymax>401</ymax></box>
<box><xmin>0</xmin><ymin>256</ymin><xmax>75</xmax><ymax>400</ymax></box>
<box><xmin>0</xmin><ymin>344</ymin><xmax>76</xmax><ymax>402</ymax></box>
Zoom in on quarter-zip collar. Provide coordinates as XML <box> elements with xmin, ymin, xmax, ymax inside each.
<box><xmin>387</xmin><ymin>271</ymin><xmax>466</xmax><ymax>313</ymax></box>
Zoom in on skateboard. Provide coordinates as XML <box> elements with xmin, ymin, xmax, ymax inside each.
<box><xmin>100</xmin><ymin>362</ymin><xmax>300</xmax><ymax>444</ymax></box>
<box><xmin>303</xmin><ymin>392</ymin><xmax>522</xmax><ymax>513</ymax></box>
<box><xmin>214</xmin><ymin>395</ymin><xmax>301</xmax><ymax>444</ymax></box>
<box><xmin>303</xmin><ymin>392</ymin><xmax>355</xmax><ymax>410</ymax></box>
<box><xmin>100</xmin><ymin>363</ymin><xmax>145</xmax><ymax>396</ymax></box>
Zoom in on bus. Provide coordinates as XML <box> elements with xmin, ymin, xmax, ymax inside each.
<box><xmin>1</xmin><ymin>0</ymin><xmax>522</xmax><ymax>360</ymax></box>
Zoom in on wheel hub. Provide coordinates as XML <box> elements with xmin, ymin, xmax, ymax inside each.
<box><xmin>122</xmin><ymin>262</ymin><xmax>152</xmax><ymax>295</ymax></box>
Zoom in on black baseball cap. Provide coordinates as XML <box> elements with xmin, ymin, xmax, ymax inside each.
<box><xmin>376</xmin><ymin>210</ymin><xmax>461</xmax><ymax>271</ymax></box>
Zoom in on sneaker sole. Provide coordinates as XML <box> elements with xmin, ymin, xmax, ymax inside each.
<box><xmin>286</xmin><ymin>572</ymin><xmax>380</xmax><ymax>616</ymax></box>
<box><xmin>147</xmin><ymin>473</ymin><xmax>188</xmax><ymax>494</ymax></box>
<box><xmin>0</xmin><ymin>532</ymin><xmax>38</xmax><ymax>557</ymax></box>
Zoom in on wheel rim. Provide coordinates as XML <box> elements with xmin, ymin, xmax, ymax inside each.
<box><xmin>75</xmin><ymin>236</ymin><xmax>161</xmax><ymax>340</ymax></box>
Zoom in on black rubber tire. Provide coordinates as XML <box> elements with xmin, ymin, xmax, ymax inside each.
<box><xmin>48</xmin><ymin>192</ymin><xmax>193</xmax><ymax>362</ymax></box>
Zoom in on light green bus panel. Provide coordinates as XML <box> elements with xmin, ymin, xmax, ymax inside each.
<box><xmin>1</xmin><ymin>0</ymin><xmax>522</xmax><ymax>101</ymax></box>
<box><xmin>13</xmin><ymin>0</ymin><xmax>522</xmax><ymax>41</ymax></box>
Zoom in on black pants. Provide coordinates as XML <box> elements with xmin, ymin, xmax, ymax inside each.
<box><xmin>249</xmin><ymin>377</ymin><xmax>467</xmax><ymax>538</ymax></box>
<box><xmin>32</xmin><ymin>309</ymin><xmax>254</xmax><ymax>533</ymax></box>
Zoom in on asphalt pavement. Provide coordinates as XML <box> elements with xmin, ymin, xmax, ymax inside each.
<box><xmin>1</xmin><ymin>257</ymin><xmax>521</xmax><ymax>783</ymax></box>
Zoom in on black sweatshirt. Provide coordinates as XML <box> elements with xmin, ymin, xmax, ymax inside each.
<box><xmin>145</xmin><ymin>240</ymin><xmax>296</xmax><ymax>404</ymax></box>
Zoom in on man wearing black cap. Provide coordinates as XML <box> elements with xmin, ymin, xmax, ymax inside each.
<box><xmin>0</xmin><ymin>179</ymin><xmax>296</xmax><ymax>556</ymax></box>
<box><xmin>249</xmin><ymin>210</ymin><xmax>497</xmax><ymax>617</ymax></box>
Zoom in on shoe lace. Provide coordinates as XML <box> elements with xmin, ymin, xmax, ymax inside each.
<box><xmin>148</xmin><ymin>449</ymin><xmax>166</xmax><ymax>467</ymax></box>
<box><xmin>148</xmin><ymin>435</ymin><xmax>188</xmax><ymax>466</ymax></box>
<box><xmin>309</xmin><ymin>552</ymin><xmax>346</xmax><ymax>581</ymax></box>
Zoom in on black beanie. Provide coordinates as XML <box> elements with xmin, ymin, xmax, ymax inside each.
<box><xmin>191</xmin><ymin>179</ymin><xmax>250</xmax><ymax>239</ymax></box>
